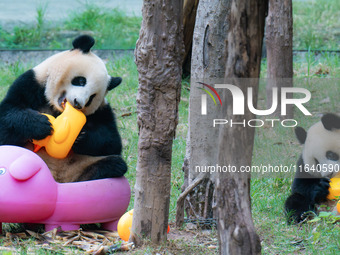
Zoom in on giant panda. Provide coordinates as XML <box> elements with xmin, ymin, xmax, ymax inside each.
<box><xmin>0</xmin><ymin>35</ymin><xmax>127</xmax><ymax>182</ymax></box>
<box><xmin>285</xmin><ymin>113</ymin><xmax>340</xmax><ymax>223</ymax></box>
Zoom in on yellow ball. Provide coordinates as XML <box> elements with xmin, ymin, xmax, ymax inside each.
<box><xmin>117</xmin><ymin>209</ymin><xmax>134</xmax><ymax>242</ymax></box>
<box><xmin>328</xmin><ymin>178</ymin><xmax>340</xmax><ymax>200</ymax></box>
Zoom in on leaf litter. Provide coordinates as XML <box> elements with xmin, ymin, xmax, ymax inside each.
<box><xmin>0</xmin><ymin>228</ymin><xmax>134</xmax><ymax>254</ymax></box>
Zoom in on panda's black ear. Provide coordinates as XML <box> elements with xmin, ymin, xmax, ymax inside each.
<box><xmin>72</xmin><ymin>35</ymin><xmax>95</xmax><ymax>53</ymax></box>
<box><xmin>295</xmin><ymin>127</ymin><xmax>307</xmax><ymax>144</ymax></box>
<box><xmin>321</xmin><ymin>113</ymin><xmax>340</xmax><ymax>131</ymax></box>
<box><xmin>108</xmin><ymin>77</ymin><xmax>122</xmax><ymax>91</ymax></box>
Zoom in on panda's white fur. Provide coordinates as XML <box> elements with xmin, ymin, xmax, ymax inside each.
<box><xmin>302</xmin><ymin>121</ymin><xmax>340</xmax><ymax>178</ymax></box>
<box><xmin>285</xmin><ymin>113</ymin><xmax>340</xmax><ymax>223</ymax></box>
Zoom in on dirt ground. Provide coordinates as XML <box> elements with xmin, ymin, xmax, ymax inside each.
<box><xmin>0</xmin><ymin>223</ymin><xmax>218</xmax><ymax>254</ymax></box>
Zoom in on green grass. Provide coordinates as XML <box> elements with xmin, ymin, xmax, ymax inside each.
<box><xmin>293</xmin><ymin>0</ymin><xmax>340</xmax><ymax>50</ymax></box>
<box><xmin>0</xmin><ymin>62</ymin><xmax>28</xmax><ymax>101</ymax></box>
<box><xmin>261</xmin><ymin>51</ymin><xmax>340</xmax><ymax>79</ymax></box>
<box><xmin>63</xmin><ymin>6</ymin><xmax>141</xmax><ymax>49</ymax></box>
<box><xmin>0</xmin><ymin>0</ymin><xmax>339</xmax><ymax>51</ymax></box>
<box><xmin>0</xmin><ymin>5</ymin><xmax>141</xmax><ymax>50</ymax></box>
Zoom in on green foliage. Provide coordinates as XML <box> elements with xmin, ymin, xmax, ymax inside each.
<box><xmin>0</xmin><ymin>4</ymin><xmax>141</xmax><ymax>50</ymax></box>
<box><xmin>1</xmin><ymin>0</ymin><xmax>338</xmax><ymax>51</ymax></box>
<box><xmin>308</xmin><ymin>211</ymin><xmax>340</xmax><ymax>224</ymax></box>
<box><xmin>64</xmin><ymin>5</ymin><xmax>141</xmax><ymax>49</ymax></box>
<box><xmin>0</xmin><ymin>5</ymin><xmax>48</xmax><ymax>49</ymax></box>
<box><xmin>293</xmin><ymin>0</ymin><xmax>340</xmax><ymax>50</ymax></box>
<box><xmin>261</xmin><ymin>51</ymin><xmax>340</xmax><ymax>79</ymax></box>
<box><xmin>0</xmin><ymin>62</ymin><xmax>28</xmax><ymax>101</ymax></box>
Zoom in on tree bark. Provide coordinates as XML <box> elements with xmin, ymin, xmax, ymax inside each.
<box><xmin>176</xmin><ymin>0</ymin><xmax>231</xmax><ymax>227</ymax></box>
<box><xmin>130</xmin><ymin>0</ymin><xmax>184</xmax><ymax>246</ymax></box>
<box><xmin>216</xmin><ymin>0</ymin><xmax>267</xmax><ymax>254</ymax></box>
<box><xmin>182</xmin><ymin>0</ymin><xmax>199</xmax><ymax>75</ymax></box>
<box><xmin>266</xmin><ymin>0</ymin><xmax>293</xmax><ymax>118</ymax></box>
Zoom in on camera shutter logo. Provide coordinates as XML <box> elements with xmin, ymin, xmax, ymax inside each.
<box><xmin>197</xmin><ymin>82</ymin><xmax>223</xmax><ymax>115</ymax></box>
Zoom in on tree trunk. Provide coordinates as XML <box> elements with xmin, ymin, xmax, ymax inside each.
<box><xmin>182</xmin><ymin>0</ymin><xmax>199</xmax><ymax>75</ymax></box>
<box><xmin>216</xmin><ymin>0</ymin><xmax>267</xmax><ymax>254</ymax></box>
<box><xmin>266</xmin><ymin>0</ymin><xmax>293</xmax><ymax>118</ymax></box>
<box><xmin>176</xmin><ymin>0</ymin><xmax>231</xmax><ymax>227</ymax></box>
<box><xmin>130</xmin><ymin>0</ymin><xmax>184</xmax><ymax>246</ymax></box>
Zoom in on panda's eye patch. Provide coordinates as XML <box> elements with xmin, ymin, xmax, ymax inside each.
<box><xmin>326</xmin><ymin>151</ymin><xmax>339</xmax><ymax>161</ymax></box>
<box><xmin>71</xmin><ymin>76</ymin><xmax>87</xmax><ymax>86</ymax></box>
<box><xmin>85</xmin><ymin>94</ymin><xmax>96</xmax><ymax>107</ymax></box>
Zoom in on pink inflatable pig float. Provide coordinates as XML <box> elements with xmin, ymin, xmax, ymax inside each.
<box><xmin>0</xmin><ymin>146</ymin><xmax>130</xmax><ymax>234</ymax></box>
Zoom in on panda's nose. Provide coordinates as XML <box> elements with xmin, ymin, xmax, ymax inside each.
<box><xmin>73</xmin><ymin>99</ymin><xmax>83</xmax><ymax>109</ymax></box>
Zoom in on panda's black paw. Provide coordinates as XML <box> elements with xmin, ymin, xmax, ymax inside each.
<box><xmin>28</xmin><ymin>114</ymin><xmax>53</xmax><ymax>140</ymax></box>
<box><xmin>285</xmin><ymin>193</ymin><xmax>315</xmax><ymax>224</ymax></box>
<box><xmin>312</xmin><ymin>178</ymin><xmax>330</xmax><ymax>203</ymax></box>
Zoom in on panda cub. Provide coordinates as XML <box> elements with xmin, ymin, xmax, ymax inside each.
<box><xmin>0</xmin><ymin>35</ymin><xmax>127</xmax><ymax>182</ymax></box>
<box><xmin>285</xmin><ymin>113</ymin><xmax>340</xmax><ymax>223</ymax></box>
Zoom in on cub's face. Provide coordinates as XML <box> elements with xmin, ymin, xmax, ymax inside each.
<box><xmin>298</xmin><ymin>114</ymin><xmax>340</xmax><ymax>178</ymax></box>
<box><xmin>34</xmin><ymin>49</ymin><xmax>113</xmax><ymax>116</ymax></box>
<box><xmin>302</xmin><ymin>122</ymin><xmax>340</xmax><ymax>177</ymax></box>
